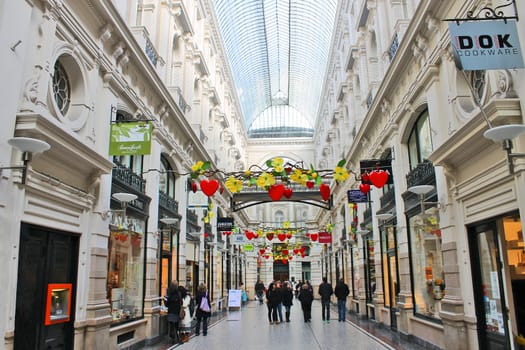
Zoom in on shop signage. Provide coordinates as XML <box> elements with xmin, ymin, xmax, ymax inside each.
<box><xmin>347</xmin><ymin>189</ymin><xmax>368</xmax><ymax>203</ymax></box>
<box><xmin>318</xmin><ymin>231</ymin><xmax>332</xmax><ymax>244</ymax></box>
<box><xmin>217</xmin><ymin>217</ymin><xmax>234</xmax><ymax>232</ymax></box>
<box><xmin>228</xmin><ymin>289</ymin><xmax>242</xmax><ymax>308</ymax></box>
<box><xmin>448</xmin><ymin>20</ymin><xmax>524</xmax><ymax>70</ymax></box>
<box><xmin>243</xmin><ymin>244</ymin><xmax>254</xmax><ymax>251</ymax></box>
<box><xmin>109</xmin><ymin>121</ymin><xmax>152</xmax><ymax>155</ymax></box>
<box><xmin>232</xmin><ymin>234</ymin><xmax>246</xmax><ymax>245</ymax></box>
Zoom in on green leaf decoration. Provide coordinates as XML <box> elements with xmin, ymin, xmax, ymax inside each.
<box><xmin>266</xmin><ymin>159</ymin><xmax>273</xmax><ymax>168</ymax></box>
<box><xmin>202</xmin><ymin>161</ymin><xmax>211</xmax><ymax>170</ymax></box>
<box><xmin>337</xmin><ymin>159</ymin><xmax>346</xmax><ymax>167</ymax></box>
<box><xmin>315</xmin><ymin>176</ymin><xmax>322</xmax><ymax>185</ymax></box>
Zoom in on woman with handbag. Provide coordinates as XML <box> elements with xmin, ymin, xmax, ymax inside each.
<box><xmin>178</xmin><ymin>286</ymin><xmax>192</xmax><ymax>342</ymax></box>
<box><xmin>195</xmin><ymin>283</ymin><xmax>212</xmax><ymax>336</ymax></box>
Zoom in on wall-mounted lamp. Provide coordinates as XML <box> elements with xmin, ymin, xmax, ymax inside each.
<box><xmin>483</xmin><ymin>124</ymin><xmax>525</xmax><ymax>174</ymax></box>
<box><xmin>160</xmin><ymin>217</ymin><xmax>179</xmax><ymax>226</ymax></box>
<box><xmin>95</xmin><ymin>192</ymin><xmax>137</xmax><ymax>219</ymax></box>
<box><xmin>1</xmin><ymin>137</ymin><xmax>51</xmax><ymax>184</ymax></box>
<box><xmin>375</xmin><ymin>212</ymin><xmax>394</xmax><ymax>221</ymax></box>
<box><xmin>408</xmin><ymin>185</ymin><xmax>439</xmax><ymax>212</ymax></box>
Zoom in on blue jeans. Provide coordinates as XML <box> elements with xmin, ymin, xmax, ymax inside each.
<box><xmin>195</xmin><ymin>314</ymin><xmax>209</xmax><ymax>335</ymax></box>
<box><xmin>337</xmin><ymin>299</ymin><xmax>347</xmax><ymax>321</ymax></box>
<box><xmin>277</xmin><ymin>303</ymin><xmax>283</xmax><ymax>322</ymax></box>
<box><xmin>321</xmin><ymin>299</ymin><xmax>330</xmax><ymax>320</ymax></box>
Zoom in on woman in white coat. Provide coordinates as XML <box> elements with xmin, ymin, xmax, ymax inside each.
<box><xmin>178</xmin><ymin>286</ymin><xmax>193</xmax><ymax>342</ymax></box>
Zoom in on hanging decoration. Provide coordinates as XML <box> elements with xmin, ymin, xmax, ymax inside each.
<box><xmin>188</xmin><ymin>158</ymin><xmax>350</xmax><ymax>199</ymax></box>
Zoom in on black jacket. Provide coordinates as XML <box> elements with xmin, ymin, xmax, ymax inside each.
<box><xmin>334</xmin><ymin>281</ymin><xmax>350</xmax><ymax>300</ymax></box>
<box><xmin>267</xmin><ymin>285</ymin><xmax>283</xmax><ymax>306</ymax></box>
<box><xmin>318</xmin><ymin>281</ymin><xmax>333</xmax><ymax>301</ymax></box>
<box><xmin>195</xmin><ymin>291</ymin><xmax>211</xmax><ymax>316</ymax></box>
<box><xmin>282</xmin><ymin>288</ymin><xmax>294</xmax><ymax>306</ymax></box>
<box><xmin>298</xmin><ymin>288</ymin><xmax>313</xmax><ymax>304</ymax></box>
<box><xmin>165</xmin><ymin>289</ymin><xmax>181</xmax><ymax>315</ymax></box>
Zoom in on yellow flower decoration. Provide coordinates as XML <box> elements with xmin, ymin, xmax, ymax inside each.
<box><xmin>271</xmin><ymin>157</ymin><xmax>284</xmax><ymax>173</ymax></box>
<box><xmin>225</xmin><ymin>176</ymin><xmax>243</xmax><ymax>193</ymax></box>
<box><xmin>290</xmin><ymin>169</ymin><xmax>303</xmax><ymax>183</ymax></box>
<box><xmin>283</xmin><ymin>221</ymin><xmax>291</xmax><ymax>229</ymax></box>
<box><xmin>334</xmin><ymin>166</ymin><xmax>349</xmax><ymax>182</ymax></box>
<box><xmin>191</xmin><ymin>161</ymin><xmax>204</xmax><ymax>173</ymax></box>
<box><xmin>325</xmin><ymin>223</ymin><xmax>334</xmax><ymax>232</ymax></box>
<box><xmin>256</xmin><ymin>172</ymin><xmax>275</xmax><ymax>188</ymax></box>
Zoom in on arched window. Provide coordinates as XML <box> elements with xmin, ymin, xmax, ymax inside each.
<box><xmin>407</xmin><ymin>110</ymin><xmax>432</xmax><ymax>170</ymax></box>
<box><xmin>275</xmin><ymin>210</ymin><xmax>284</xmax><ymax>226</ymax></box>
<box><xmin>160</xmin><ymin>155</ymin><xmax>176</xmax><ymax>198</ymax></box>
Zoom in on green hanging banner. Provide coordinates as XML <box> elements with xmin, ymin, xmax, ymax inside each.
<box><xmin>109</xmin><ymin>122</ymin><xmax>152</xmax><ymax>156</ymax></box>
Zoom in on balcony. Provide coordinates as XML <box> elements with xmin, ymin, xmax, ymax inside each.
<box><xmin>389</xmin><ymin>33</ymin><xmax>399</xmax><ymax>62</ymax></box>
<box><xmin>169</xmin><ymin>87</ymin><xmax>191</xmax><ymax>114</ymax></box>
<box><xmin>406</xmin><ymin>160</ymin><xmax>435</xmax><ymax>188</ymax></box>
<box><xmin>131</xmin><ymin>26</ymin><xmax>162</xmax><ymax>68</ymax></box>
<box><xmin>112</xmin><ymin>161</ymin><xmax>146</xmax><ymax>193</ymax></box>
<box><xmin>159</xmin><ymin>191</ymin><xmax>179</xmax><ymax>215</ymax></box>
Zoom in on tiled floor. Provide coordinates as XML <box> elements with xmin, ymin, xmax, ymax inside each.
<box><xmin>142</xmin><ymin>300</ymin><xmax>427</xmax><ymax>350</ymax></box>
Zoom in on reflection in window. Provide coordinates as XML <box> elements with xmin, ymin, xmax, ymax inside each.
<box><xmin>160</xmin><ymin>156</ymin><xmax>176</xmax><ymax>198</ymax></box>
<box><xmin>107</xmin><ymin>219</ymin><xmax>145</xmax><ymax>325</ymax></box>
<box><xmin>408</xmin><ymin>110</ymin><xmax>432</xmax><ymax>170</ymax></box>
<box><xmin>409</xmin><ymin>207</ymin><xmax>444</xmax><ymax>319</ymax></box>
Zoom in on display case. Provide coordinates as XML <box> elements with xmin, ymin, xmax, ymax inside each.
<box><xmin>44</xmin><ymin>283</ymin><xmax>72</xmax><ymax>325</ymax></box>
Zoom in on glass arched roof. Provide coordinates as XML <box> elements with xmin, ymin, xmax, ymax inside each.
<box><xmin>212</xmin><ymin>0</ymin><xmax>337</xmax><ymax>138</ymax></box>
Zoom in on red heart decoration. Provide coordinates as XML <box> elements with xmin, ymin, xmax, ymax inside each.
<box><xmin>359</xmin><ymin>183</ymin><xmax>371</xmax><ymax>194</ymax></box>
<box><xmin>300</xmin><ymin>246</ymin><xmax>306</xmax><ymax>253</ymax></box>
<box><xmin>200</xmin><ymin>179</ymin><xmax>219</xmax><ymax>196</ymax></box>
<box><xmin>306</xmin><ymin>181</ymin><xmax>314</xmax><ymax>189</ymax></box>
<box><xmin>266</xmin><ymin>232</ymin><xmax>274</xmax><ymax>240</ymax></box>
<box><xmin>310</xmin><ymin>233</ymin><xmax>318</xmax><ymax>241</ymax></box>
<box><xmin>259</xmin><ymin>248</ymin><xmax>266</xmax><ymax>255</ymax></box>
<box><xmin>191</xmin><ymin>182</ymin><xmax>198</xmax><ymax>193</ymax></box>
<box><xmin>245</xmin><ymin>230</ymin><xmax>253</xmax><ymax>240</ymax></box>
<box><xmin>320</xmin><ymin>183</ymin><xmax>330</xmax><ymax>201</ymax></box>
<box><xmin>288</xmin><ymin>256</ymin><xmax>293</xmax><ymax>261</ymax></box>
<box><xmin>277</xmin><ymin>233</ymin><xmax>286</xmax><ymax>241</ymax></box>
<box><xmin>282</xmin><ymin>249</ymin><xmax>289</xmax><ymax>256</ymax></box>
<box><xmin>369</xmin><ymin>170</ymin><xmax>389</xmax><ymax>188</ymax></box>
<box><xmin>265</xmin><ymin>255</ymin><xmax>270</xmax><ymax>259</ymax></box>
<box><xmin>361</xmin><ymin>172</ymin><xmax>369</xmax><ymax>182</ymax></box>
<box><xmin>301</xmin><ymin>253</ymin><xmax>305</xmax><ymax>258</ymax></box>
<box><xmin>284</xmin><ymin>187</ymin><xmax>293</xmax><ymax>199</ymax></box>
<box><xmin>286</xmin><ymin>232</ymin><xmax>292</xmax><ymax>239</ymax></box>
<box><xmin>268</xmin><ymin>184</ymin><xmax>285</xmax><ymax>201</ymax></box>
<box><xmin>282</xmin><ymin>259</ymin><xmax>288</xmax><ymax>265</ymax></box>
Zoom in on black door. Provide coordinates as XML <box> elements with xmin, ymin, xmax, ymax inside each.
<box><xmin>15</xmin><ymin>224</ymin><xmax>78</xmax><ymax>350</ymax></box>
<box><xmin>468</xmin><ymin>221</ymin><xmax>510</xmax><ymax>350</ymax></box>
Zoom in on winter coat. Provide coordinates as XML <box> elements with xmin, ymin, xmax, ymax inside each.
<box><xmin>180</xmin><ymin>295</ymin><xmax>193</xmax><ymax>328</ymax></box>
<box><xmin>267</xmin><ymin>285</ymin><xmax>283</xmax><ymax>307</ymax></box>
<box><xmin>165</xmin><ymin>288</ymin><xmax>182</xmax><ymax>323</ymax></box>
<box><xmin>318</xmin><ymin>281</ymin><xmax>334</xmax><ymax>301</ymax></box>
<box><xmin>334</xmin><ymin>281</ymin><xmax>350</xmax><ymax>300</ymax></box>
<box><xmin>298</xmin><ymin>287</ymin><xmax>314</xmax><ymax>305</ymax></box>
<box><xmin>282</xmin><ymin>288</ymin><xmax>294</xmax><ymax>307</ymax></box>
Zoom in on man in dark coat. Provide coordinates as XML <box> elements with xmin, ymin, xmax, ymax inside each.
<box><xmin>318</xmin><ymin>276</ymin><xmax>333</xmax><ymax>323</ymax></box>
<box><xmin>334</xmin><ymin>278</ymin><xmax>350</xmax><ymax>322</ymax></box>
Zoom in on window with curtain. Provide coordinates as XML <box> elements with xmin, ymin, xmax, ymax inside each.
<box><xmin>408</xmin><ymin>110</ymin><xmax>432</xmax><ymax>170</ymax></box>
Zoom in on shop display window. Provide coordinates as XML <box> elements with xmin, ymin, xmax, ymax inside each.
<box><xmin>409</xmin><ymin>207</ymin><xmax>444</xmax><ymax>319</ymax></box>
<box><xmin>107</xmin><ymin>217</ymin><xmax>145</xmax><ymax>325</ymax></box>
<box><xmin>44</xmin><ymin>283</ymin><xmax>72</xmax><ymax>325</ymax></box>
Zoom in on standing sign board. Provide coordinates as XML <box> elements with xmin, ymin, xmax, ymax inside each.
<box><xmin>448</xmin><ymin>20</ymin><xmax>524</xmax><ymax>70</ymax></box>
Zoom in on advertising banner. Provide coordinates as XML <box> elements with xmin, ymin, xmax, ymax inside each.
<box><xmin>109</xmin><ymin>121</ymin><xmax>152</xmax><ymax>155</ymax></box>
<box><xmin>217</xmin><ymin>217</ymin><xmax>234</xmax><ymax>232</ymax></box>
<box><xmin>318</xmin><ymin>231</ymin><xmax>332</xmax><ymax>244</ymax></box>
<box><xmin>448</xmin><ymin>20</ymin><xmax>524</xmax><ymax>70</ymax></box>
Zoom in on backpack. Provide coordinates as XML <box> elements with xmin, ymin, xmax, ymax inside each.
<box><xmin>199</xmin><ymin>292</ymin><xmax>211</xmax><ymax>312</ymax></box>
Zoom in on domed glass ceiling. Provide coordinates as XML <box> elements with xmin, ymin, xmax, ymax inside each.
<box><xmin>212</xmin><ymin>0</ymin><xmax>337</xmax><ymax>138</ymax></box>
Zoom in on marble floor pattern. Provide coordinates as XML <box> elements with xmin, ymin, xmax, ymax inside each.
<box><xmin>143</xmin><ymin>300</ymin><xmax>427</xmax><ymax>350</ymax></box>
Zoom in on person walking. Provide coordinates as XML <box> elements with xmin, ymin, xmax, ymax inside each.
<box><xmin>178</xmin><ymin>286</ymin><xmax>193</xmax><ymax>342</ymax></box>
<box><xmin>255</xmin><ymin>279</ymin><xmax>265</xmax><ymax>305</ymax></box>
<box><xmin>266</xmin><ymin>281</ymin><xmax>275</xmax><ymax>324</ymax></box>
<box><xmin>334</xmin><ymin>278</ymin><xmax>350</xmax><ymax>322</ymax></box>
<box><xmin>318</xmin><ymin>276</ymin><xmax>333</xmax><ymax>323</ymax></box>
<box><xmin>275</xmin><ymin>281</ymin><xmax>284</xmax><ymax>323</ymax></box>
<box><xmin>195</xmin><ymin>283</ymin><xmax>212</xmax><ymax>336</ymax></box>
<box><xmin>282</xmin><ymin>281</ymin><xmax>294</xmax><ymax>322</ymax></box>
<box><xmin>165</xmin><ymin>281</ymin><xmax>182</xmax><ymax>344</ymax></box>
<box><xmin>298</xmin><ymin>283</ymin><xmax>313</xmax><ymax>322</ymax></box>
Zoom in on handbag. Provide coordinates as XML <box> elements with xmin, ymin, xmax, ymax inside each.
<box><xmin>199</xmin><ymin>293</ymin><xmax>211</xmax><ymax>312</ymax></box>
<box><xmin>179</xmin><ymin>309</ymin><xmax>186</xmax><ymax>319</ymax></box>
